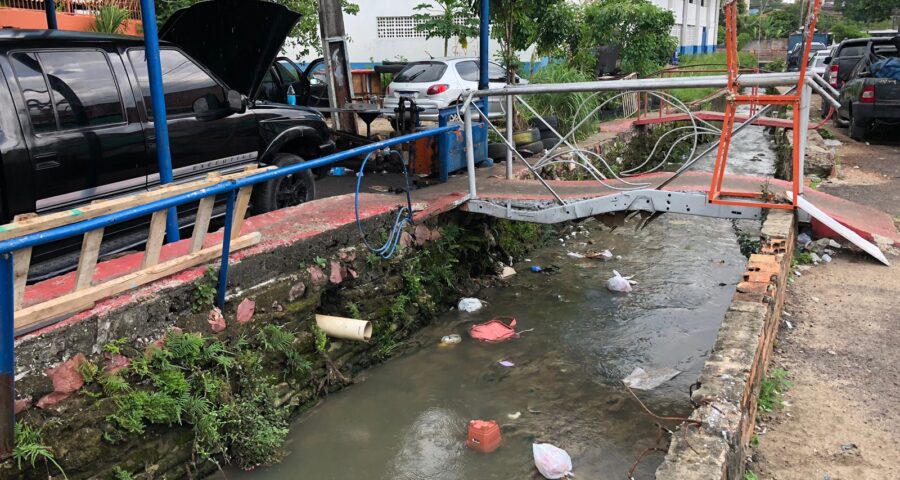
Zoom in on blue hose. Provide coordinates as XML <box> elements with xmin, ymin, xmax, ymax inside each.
<box><xmin>355</xmin><ymin>150</ymin><xmax>415</xmax><ymax>259</ymax></box>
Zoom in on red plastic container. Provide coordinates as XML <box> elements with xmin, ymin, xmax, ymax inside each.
<box><xmin>466</xmin><ymin>419</ymin><xmax>502</xmax><ymax>453</ymax></box>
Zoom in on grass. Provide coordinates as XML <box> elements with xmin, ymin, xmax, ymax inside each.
<box><xmin>526</xmin><ymin>63</ymin><xmax>605</xmax><ymax>141</ymax></box>
<box><xmin>745</xmin><ymin>470</ymin><xmax>759</xmax><ymax>480</ymax></box>
<box><xmin>758</xmin><ymin>367</ymin><xmax>793</xmax><ymax>413</ymax></box>
<box><xmin>668</xmin><ymin>51</ymin><xmax>760</xmax><ymax>105</ymax></box>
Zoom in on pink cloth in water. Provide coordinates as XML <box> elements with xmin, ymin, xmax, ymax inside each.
<box><xmin>469</xmin><ymin>317</ymin><xmax>518</xmax><ymax>342</ymax></box>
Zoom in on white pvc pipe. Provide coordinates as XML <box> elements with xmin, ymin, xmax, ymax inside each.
<box><xmin>315</xmin><ymin>314</ymin><xmax>372</xmax><ymax>341</ymax></box>
<box><xmin>464</xmin><ymin>107</ymin><xmax>477</xmax><ymax>199</ymax></box>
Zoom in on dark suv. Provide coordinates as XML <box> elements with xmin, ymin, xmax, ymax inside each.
<box><xmin>0</xmin><ymin>0</ymin><xmax>333</xmax><ymax>279</ymax></box>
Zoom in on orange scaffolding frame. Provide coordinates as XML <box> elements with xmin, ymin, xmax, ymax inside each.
<box><xmin>709</xmin><ymin>0</ymin><xmax>822</xmax><ymax>210</ymax></box>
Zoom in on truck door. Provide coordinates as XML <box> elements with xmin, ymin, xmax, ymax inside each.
<box><xmin>126</xmin><ymin>47</ymin><xmax>259</xmax><ymax>184</ymax></box>
<box><xmin>7</xmin><ymin>48</ymin><xmax>148</xmax><ymax>213</ymax></box>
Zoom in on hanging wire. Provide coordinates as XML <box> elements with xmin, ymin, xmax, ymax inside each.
<box><xmin>355</xmin><ymin>150</ymin><xmax>415</xmax><ymax>259</ymax></box>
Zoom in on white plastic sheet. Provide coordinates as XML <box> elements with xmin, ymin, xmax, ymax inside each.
<box><xmin>533</xmin><ymin>443</ymin><xmax>573</xmax><ymax>479</ymax></box>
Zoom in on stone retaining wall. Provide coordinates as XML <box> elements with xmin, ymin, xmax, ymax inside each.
<box><xmin>655</xmin><ymin>209</ymin><xmax>796</xmax><ymax>479</ymax></box>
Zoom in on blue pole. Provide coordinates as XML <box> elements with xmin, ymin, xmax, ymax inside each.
<box><xmin>216</xmin><ymin>190</ymin><xmax>236</xmax><ymax>309</ymax></box>
<box><xmin>0</xmin><ymin>254</ymin><xmax>14</xmax><ymax>458</ymax></box>
<box><xmin>45</xmin><ymin>0</ymin><xmax>58</xmax><ymax>30</ymax></box>
<box><xmin>479</xmin><ymin>0</ymin><xmax>490</xmax><ymax>91</ymax></box>
<box><xmin>139</xmin><ymin>0</ymin><xmax>181</xmax><ymax>243</ymax></box>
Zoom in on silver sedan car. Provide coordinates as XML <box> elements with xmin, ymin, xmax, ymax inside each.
<box><xmin>383</xmin><ymin>57</ymin><xmax>526</xmax><ymax>121</ymax></box>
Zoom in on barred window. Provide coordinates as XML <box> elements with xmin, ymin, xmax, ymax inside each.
<box><xmin>376</xmin><ymin>16</ymin><xmax>473</xmax><ymax>39</ymax></box>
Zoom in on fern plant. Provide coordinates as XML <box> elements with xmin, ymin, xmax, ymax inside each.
<box><xmin>13</xmin><ymin>422</ymin><xmax>67</xmax><ymax>479</ymax></box>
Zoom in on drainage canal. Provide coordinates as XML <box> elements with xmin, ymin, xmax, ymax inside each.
<box><xmin>217</xmin><ymin>126</ymin><xmax>776</xmax><ymax>479</ymax></box>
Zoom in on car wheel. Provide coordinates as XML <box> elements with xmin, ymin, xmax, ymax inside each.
<box><xmin>252</xmin><ymin>153</ymin><xmax>316</xmax><ymax>214</ymax></box>
<box><xmin>848</xmin><ymin>109</ymin><xmax>868</xmax><ymax>141</ymax></box>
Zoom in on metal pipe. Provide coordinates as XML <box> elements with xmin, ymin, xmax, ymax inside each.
<box><xmin>139</xmin><ymin>0</ymin><xmax>180</xmax><ymax>244</ymax></box>
<box><xmin>215</xmin><ymin>190</ymin><xmax>236</xmax><ymax>309</ymax></box>
<box><xmin>479</xmin><ymin>0</ymin><xmax>489</xmax><ymax>91</ymax></box>
<box><xmin>0</xmin><ymin>125</ymin><xmax>459</xmax><ymax>255</ymax></box>
<box><xmin>45</xmin><ymin>0</ymin><xmax>58</xmax><ymax>29</ymax></box>
<box><xmin>809</xmin><ymin>71</ymin><xmax>839</xmax><ymax>98</ymax></box>
<box><xmin>467</xmin><ymin>72</ymin><xmax>802</xmax><ymax>99</ymax></box>
<box><xmin>505</xmin><ymin>94</ymin><xmax>514</xmax><ymax>179</ymax></box>
<box><xmin>797</xmin><ymin>82</ymin><xmax>812</xmax><ymax>199</ymax></box>
<box><xmin>0</xmin><ymin>254</ymin><xmax>13</xmax><ymax>458</ymax></box>
<box><xmin>464</xmin><ymin>108</ymin><xmax>477</xmax><ymax>199</ymax></box>
<box><xmin>806</xmin><ymin>78</ymin><xmax>841</xmax><ymax>109</ymax></box>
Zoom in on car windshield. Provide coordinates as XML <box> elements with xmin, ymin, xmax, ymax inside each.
<box><xmin>394</xmin><ymin>62</ymin><xmax>447</xmax><ymax>83</ymax></box>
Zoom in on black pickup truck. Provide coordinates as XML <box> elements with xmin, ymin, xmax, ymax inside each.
<box><xmin>0</xmin><ymin>0</ymin><xmax>333</xmax><ymax>279</ymax></box>
<box><xmin>834</xmin><ymin>37</ymin><xmax>900</xmax><ymax>140</ymax></box>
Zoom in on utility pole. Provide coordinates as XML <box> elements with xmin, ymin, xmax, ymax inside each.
<box><xmin>317</xmin><ymin>0</ymin><xmax>357</xmax><ymax>135</ymax></box>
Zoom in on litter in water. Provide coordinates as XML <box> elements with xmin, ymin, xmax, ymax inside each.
<box><xmin>566</xmin><ymin>251</ymin><xmax>585</xmax><ymax>259</ymax></box>
<box><xmin>622</xmin><ymin>366</ymin><xmax>681</xmax><ymax>390</ymax></box>
<box><xmin>606</xmin><ymin>270</ymin><xmax>633</xmax><ymax>293</ymax></box>
<box><xmin>821</xmin><ymin>253</ymin><xmax>832</xmax><ymax>263</ymax></box>
<box><xmin>532</xmin><ymin>443</ymin><xmax>574</xmax><ymax>479</ymax></box>
<box><xmin>467</xmin><ymin>420</ymin><xmax>502</xmax><ymax>453</ymax></box>
<box><xmin>586</xmin><ymin>249</ymin><xmax>614</xmax><ymax>260</ymax></box>
<box><xmin>470</xmin><ymin>317</ymin><xmax>519</xmax><ymax>343</ymax></box>
<box><xmin>531</xmin><ymin>265</ymin><xmax>543</xmax><ymax>273</ymax></box>
<box><xmin>458</xmin><ymin>298</ymin><xmax>484</xmax><ymax>313</ymax></box>
<box><xmin>507</xmin><ymin>411</ymin><xmax>521</xmax><ymax>420</ymax></box>
<box><xmin>440</xmin><ymin>334</ymin><xmax>461</xmax><ymax>345</ymax></box>
<box><xmin>500</xmin><ymin>266</ymin><xmax>517</xmax><ymax>278</ymax></box>
<box><xmin>498</xmin><ymin>360</ymin><xmax>515</xmax><ymax>367</ymax></box>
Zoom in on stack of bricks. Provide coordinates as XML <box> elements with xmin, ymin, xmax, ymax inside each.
<box><xmin>656</xmin><ymin>210</ymin><xmax>795</xmax><ymax>480</ymax></box>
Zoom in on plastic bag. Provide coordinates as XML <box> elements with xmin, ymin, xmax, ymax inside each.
<box><xmin>606</xmin><ymin>270</ymin><xmax>633</xmax><ymax>293</ymax></box>
<box><xmin>458</xmin><ymin>298</ymin><xmax>483</xmax><ymax>312</ymax></box>
<box><xmin>623</xmin><ymin>366</ymin><xmax>680</xmax><ymax>390</ymax></box>
<box><xmin>532</xmin><ymin>443</ymin><xmax>573</xmax><ymax>479</ymax></box>
<box><xmin>470</xmin><ymin>317</ymin><xmax>518</xmax><ymax>342</ymax></box>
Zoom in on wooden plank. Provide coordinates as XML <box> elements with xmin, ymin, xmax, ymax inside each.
<box><xmin>12</xmin><ymin>248</ymin><xmax>32</xmax><ymax>311</ymax></box>
<box><xmin>74</xmin><ymin>228</ymin><xmax>104</xmax><ymax>290</ymax></box>
<box><xmin>141</xmin><ymin>210</ymin><xmax>168</xmax><ymax>269</ymax></box>
<box><xmin>231</xmin><ymin>185</ymin><xmax>254</xmax><ymax>240</ymax></box>
<box><xmin>190</xmin><ymin>196</ymin><xmax>216</xmax><ymax>253</ymax></box>
<box><xmin>0</xmin><ymin>166</ymin><xmax>274</xmax><ymax>241</ymax></box>
<box><xmin>14</xmin><ymin>232</ymin><xmax>261</xmax><ymax>331</ymax></box>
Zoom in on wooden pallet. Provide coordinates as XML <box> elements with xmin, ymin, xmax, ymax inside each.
<box><xmin>3</xmin><ymin>166</ymin><xmax>272</xmax><ymax>331</ymax></box>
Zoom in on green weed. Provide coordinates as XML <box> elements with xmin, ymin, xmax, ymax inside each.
<box><xmin>13</xmin><ymin>422</ymin><xmax>67</xmax><ymax>478</ymax></box>
<box><xmin>191</xmin><ymin>267</ymin><xmax>218</xmax><ymax>313</ymax></box>
<box><xmin>758</xmin><ymin>368</ymin><xmax>793</xmax><ymax>413</ymax></box>
<box><xmin>744</xmin><ymin>470</ymin><xmax>759</xmax><ymax>480</ymax></box>
<box><xmin>112</xmin><ymin>466</ymin><xmax>134</xmax><ymax>480</ymax></box>
<box><xmin>312</xmin><ymin>325</ymin><xmax>328</xmax><ymax>354</ymax></box>
<box><xmin>103</xmin><ymin>337</ymin><xmax>128</xmax><ymax>355</ymax></box>
<box><xmin>313</xmin><ymin>255</ymin><xmax>327</xmax><ymax>269</ymax></box>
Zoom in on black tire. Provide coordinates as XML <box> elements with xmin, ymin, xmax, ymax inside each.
<box><xmin>517</xmin><ymin>141</ymin><xmax>545</xmax><ymax>156</ymax></box>
<box><xmin>512</xmin><ymin>128</ymin><xmax>540</xmax><ymax>146</ymax></box>
<box><xmin>540</xmin><ymin>128</ymin><xmax>559</xmax><ymax>141</ymax></box>
<box><xmin>252</xmin><ymin>153</ymin><xmax>316</xmax><ymax>214</ymax></box>
<box><xmin>529</xmin><ymin>115</ymin><xmax>559</xmax><ymax>131</ymax></box>
<box><xmin>487</xmin><ymin>142</ymin><xmax>509</xmax><ymax>160</ymax></box>
<box><xmin>848</xmin><ymin>109</ymin><xmax>868</xmax><ymax>141</ymax></box>
<box><xmin>831</xmin><ymin>107</ymin><xmax>844</xmax><ymax>128</ymax></box>
<box><xmin>541</xmin><ymin>137</ymin><xmax>559</xmax><ymax>150</ymax></box>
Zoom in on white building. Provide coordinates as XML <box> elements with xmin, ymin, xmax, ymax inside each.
<box><xmin>295</xmin><ymin>0</ymin><xmax>719</xmax><ymax>66</ymax></box>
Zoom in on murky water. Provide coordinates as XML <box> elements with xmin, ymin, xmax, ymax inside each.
<box><xmin>219</xmin><ymin>214</ymin><xmax>749</xmax><ymax>480</ymax></box>
<box><xmin>687</xmin><ymin>109</ymin><xmax>777</xmax><ymax>177</ymax></box>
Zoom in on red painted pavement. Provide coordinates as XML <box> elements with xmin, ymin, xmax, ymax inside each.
<box><xmin>634</xmin><ymin>111</ymin><xmax>795</xmax><ymax>129</ymax></box>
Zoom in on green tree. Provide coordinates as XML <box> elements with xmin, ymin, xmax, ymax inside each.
<box><xmin>840</xmin><ymin>0</ymin><xmax>899</xmax><ymax>24</ymax></box>
<box><xmin>574</xmin><ymin>0</ymin><xmax>677</xmax><ymax>76</ymax></box>
<box><xmin>154</xmin><ymin>0</ymin><xmax>359</xmax><ymax>58</ymax></box>
<box><xmin>413</xmin><ymin>0</ymin><xmax>479</xmax><ymax>57</ymax></box>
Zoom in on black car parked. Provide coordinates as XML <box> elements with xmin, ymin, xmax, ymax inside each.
<box><xmin>834</xmin><ymin>37</ymin><xmax>900</xmax><ymax>140</ymax></box>
<box><xmin>821</xmin><ymin>36</ymin><xmax>896</xmax><ymax>116</ymax></box>
<box><xmin>0</xmin><ymin>0</ymin><xmax>333</xmax><ymax>279</ymax></box>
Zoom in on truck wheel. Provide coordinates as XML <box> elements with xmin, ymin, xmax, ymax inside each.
<box><xmin>848</xmin><ymin>110</ymin><xmax>868</xmax><ymax>141</ymax></box>
<box><xmin>252</xmin><ymin>153</ymin><xmax>316</xmax><ymax>214</ymax></box>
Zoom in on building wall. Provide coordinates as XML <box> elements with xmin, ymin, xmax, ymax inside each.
<box><xmin>0</xmin><ymin>8</ymin><xmax>141</xmax><ymax>35</ymax></box>
<box><xmin>652</xmin><ymin>0</ymin><xmax>719</xmax><ymax>55</ymax></box>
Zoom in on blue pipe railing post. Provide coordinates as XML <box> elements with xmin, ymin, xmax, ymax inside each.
<box><xmin>139</xmin><ymin>0</ymin><xmax>181</xmax><ymax>243</ymax></box>
<box><xmin>0</xmin><ymin>254</ymin><xmax>15</xmax><ymax>458</ymax></box>
<box><xmin>479</xmin><ymin>0</ymin><xmax>489</xmax><ymax>91</ymax></box>
<box><xmin>45</xmin><ymin>0</ymin><xmax>58</xmax><ymax>30</ymax></box>
<box><xmin>216</xmin><ymin>190</ymin><xmax>237</xmax><ymax>309</ymax></box>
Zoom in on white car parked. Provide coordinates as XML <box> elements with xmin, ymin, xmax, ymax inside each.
<box><xmin>383</xmin><ymin>57</ymin><xmax>527</xmax><ymax>121</ymax></box>
<box><xmin>808</xmin><ymin>49</ymin><xmax>831</xmax><ymax>77</ymax></box>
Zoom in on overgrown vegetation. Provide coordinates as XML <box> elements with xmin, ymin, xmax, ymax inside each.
<box><xmin>91</xmin><ymin>1</ymin><xmax>129</xmax><ymax>34</ymax></box>
<box><xmin>191</xmin><ymin>267</ymin><xmax>218</xmax><ymax>313</ymax></box>
<box><xmin>668</xmin><ymin>51</ymin><xmax>759</xmax><ymax>105</ymax></box>
<box><xmin>734</xmin><ymin>222</ymin><xmax>761</xmax><ymax>258</ymax></box>
<box><xmin>758</xmin><ymin>367</ymin><xmax>792</xmax><ymax>413</ymax></box>
<box><xmin>13</xmin><ymin>422</ymin><xmax>67</xmax><ymax>479</ymax></box>
<box><xmin>527</xmin><ymin>63</ymin><xmax>605</xmax><ymax>141</ymax></box>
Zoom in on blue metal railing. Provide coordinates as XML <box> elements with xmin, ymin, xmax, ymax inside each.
<box><xmin>0</xmin><ymin>124</ymin><xmax>458</xmax><ymax>455</ymax></box>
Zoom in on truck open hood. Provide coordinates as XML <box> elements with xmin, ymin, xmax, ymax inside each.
<box><xmin>160</xmin><ymin>0</ymin><xmax>300</xmax><ymax>98</ymax></box>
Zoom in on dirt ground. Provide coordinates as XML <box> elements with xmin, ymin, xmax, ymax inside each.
<box><xmin>753</xmin><ymin>121</ymin><xmax>900</xmax><ymax>479</ymax></box>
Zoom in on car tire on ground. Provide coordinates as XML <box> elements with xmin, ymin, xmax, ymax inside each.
<box><xmin>512</xmin><ymin>128</ymin><xmax>540</xmax><ymax>146</ymax></box>
<box><xmin>848</xmin><ymin>110</ymin><xmax>869</xmax><ymax>141</ymax></box>
<box><xmin>517</xmin><ymin>141</ymin><xmax>545</xmax><ymax>156</ymax></box>
<box><xmin>252</xmin><ymin>152</ymin><xmax>316</xmax><ymax>214</ymax></box>
<box><xmin>529</xmin><ymin>115</ymin><xmax>560</xmax><ymax>131</ymax></box>
<box><xmin>487</xmin><ymin>142</ymin><xmax>509</xmax><ymax>160</ymax></box>
<box><xmin>832</xmin><ymin>108</ymin><xmax>846</xmax><ymax>128</ymax></box>
<box><xmin>541</xmin><ymin>137</ymin><xmax>559</xmax><ymax>150</ymax></box>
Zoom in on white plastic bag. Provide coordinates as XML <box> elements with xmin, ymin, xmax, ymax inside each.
<box><xmin>457</xmin><ymin>298</ymin><xmax>483</xmax><ymax>312</ymax></box>
<box><xmin>533</xmin><ymin>443</ymin><xmax>573</xmax><ymax>479</ymax></box>
<box><xmin>606</xmin><ymin>270</ymin><xmax>633</xmax><ymax>293</ymax></box>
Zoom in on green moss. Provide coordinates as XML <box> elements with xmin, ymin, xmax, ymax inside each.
<box><xmin>495</xmin><ymin>220</ymin><xmax>547</xmax><ymax>261</ymax></box>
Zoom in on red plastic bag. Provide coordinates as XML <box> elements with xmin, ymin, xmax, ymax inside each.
<box><xmin>469</xmin><ymin>317</ymin><xmax>518</xmax><ymax>342</ymax></box>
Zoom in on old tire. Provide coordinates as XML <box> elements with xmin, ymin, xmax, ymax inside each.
<box><xmin>848</xmin><ymin>110</ymin><xmax>868</xmax><ymax>141</ymax></box>
<box><xmin>541</xmin><ymin>137</ymin><xmax>559</xmax><ymax>150</ymax></box>
<box><xmin>529</xmin><ymin>115</ymin><xmax>560</xmax><ymax>131</ymax></box>
<box><xmin>252</xmin><ymin>153</ymin><xmax>316</xmax><ymax>214</ymax></box>
<box><xmin>487</xmin><ymin>142</ymin><xmax>509</xmax><ymax>160</ymax></box>
<box><xmin>512</xmin><ymin>128</ymin><xmax>540</xmax><ymax>146</ymax></box>
<box><xmin>517</xmin><ymin>141</ymin><xmax>545</xmax><ymax>156</ymax></box>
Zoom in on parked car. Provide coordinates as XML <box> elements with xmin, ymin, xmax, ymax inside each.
<box><xmin>821</xmin><ymin>37</ymin><xmax>896</xmax><ymax>117</ymax></box>
<box><xmin>383</xmin><ymin>57</ymin><xmax>527</xmax><ymax>123</ymax></box>
<box><xmin>787</xmin><ymin>41</ymin><xmax>827</xmax><ymax>71</ymax></box>
<box><xmin>834</xmin><ymin>38</ymin><xmax>900</xmax><ymax>140</ymax></box>
<box><xmin>808</xmin><ymin>49</ymin><xmax>830</xmax><ymax>77</ymax></box>
<box><xmin>258</xmin><ymin>57</ymin><xmax>330</xmax><ymax>109</ymax></box>
<box><xmin>0</xmin><ymin>0</ymin><xmax>333</xmax><ymax>280</ymax></box>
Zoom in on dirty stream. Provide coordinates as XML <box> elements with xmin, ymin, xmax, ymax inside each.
<box><xmin>219</xmin><ymin>127</ymin><xmax>775</xmax><ymax>479</ymax></box>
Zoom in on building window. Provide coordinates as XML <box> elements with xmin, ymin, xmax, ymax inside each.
<box><xmin>376</xmin><ymin>16</ymin><xmax>472</xmax><ymax>39</ymax></box>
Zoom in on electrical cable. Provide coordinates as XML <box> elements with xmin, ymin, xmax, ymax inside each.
<box><xmin>355</xmin><ymin>149</ymin><xmax>415</xmax><ymax>260</ymax></box>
